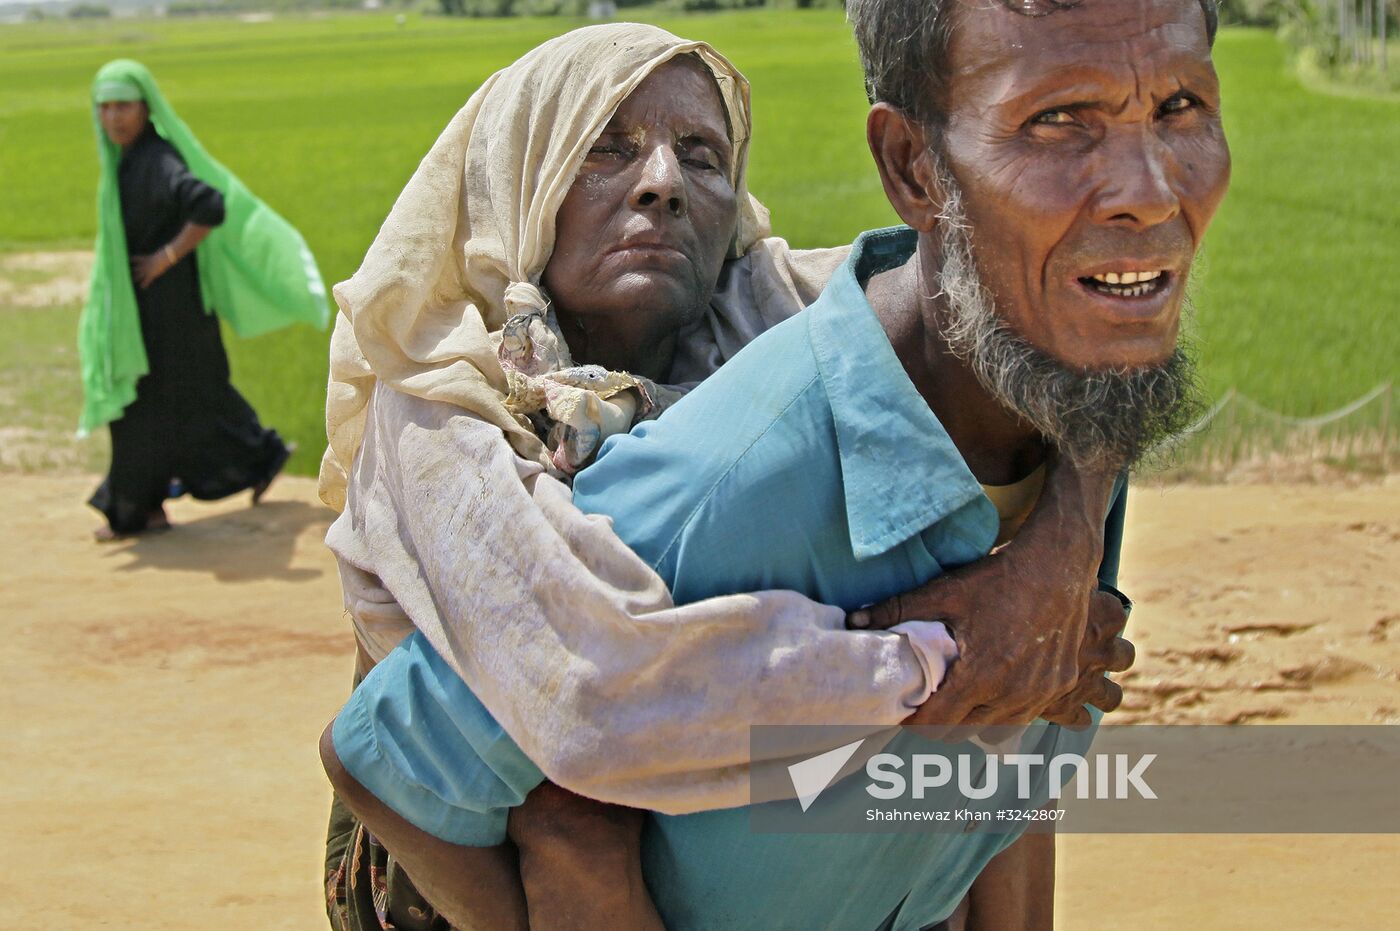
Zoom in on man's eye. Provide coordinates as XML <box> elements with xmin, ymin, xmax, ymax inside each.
<box><xmin>589</xmin><ymin>143</ymin><xmax>626</xmax><ymax>157</ymax></box>
<box><xmin>1159</xmin><ymin>94</ymin><xmax>1198</xmax><ymax>116</ymax></box>
<box><xmin>1031</xmin><ymin>109</ymin><xmax>1076</xmax><ymax>126</ymax></box>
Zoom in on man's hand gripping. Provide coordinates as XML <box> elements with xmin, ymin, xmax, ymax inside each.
<box><xmin>849</xmin><ymin>455</ymin><xmax>1134</xmax><ymax>728</ymax></box>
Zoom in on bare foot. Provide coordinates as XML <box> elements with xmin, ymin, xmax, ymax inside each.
<box><xmin>93</xmin><ymin>525</ymin><xmax>123</xmax><ymax>543</ymax></box>
<box><xmin>93</xmin><ymin>508</ymin><xmax>170</xmax><ymax>543</ymax></box>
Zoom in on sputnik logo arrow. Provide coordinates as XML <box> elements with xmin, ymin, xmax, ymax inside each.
<box><xmin>787</xmin><ymin>738</ymin><xmax>866</xmax><ymax>812</ymax></box>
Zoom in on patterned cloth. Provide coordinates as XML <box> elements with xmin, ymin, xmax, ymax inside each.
<box><xmin>325</xmin><ymin>797</ymin><xmax>448</xmax><ymax>931</ymax></box>
<box><xmin>324</xmin><ymin>669</ymin><xmax>448</xmax><ymax>931</ymax></box>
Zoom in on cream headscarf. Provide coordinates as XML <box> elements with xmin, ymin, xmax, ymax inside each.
<box><xmin>320</xmin><ymin>23</ymin><xmax>771</xmax><ymax>510</ymax></box>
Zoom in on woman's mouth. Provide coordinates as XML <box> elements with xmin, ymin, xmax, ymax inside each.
<box><xmin>611</xmin><ymin>240</ymin><xmax>686</xmax><ymax>258</ymax></box>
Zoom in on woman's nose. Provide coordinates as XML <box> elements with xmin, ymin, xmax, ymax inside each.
<box><xmin>630</xmin><ymin>144</ymin><xmax>687</xmax><ymax>217</ymax></box>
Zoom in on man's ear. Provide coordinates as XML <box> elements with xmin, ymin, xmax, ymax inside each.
<box><xmin>867</xmin><ymin>103</ymin><xmax>945</xmax><ymax>233</ymax></box>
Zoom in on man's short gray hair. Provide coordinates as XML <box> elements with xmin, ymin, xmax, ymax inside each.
<box><xmin>847</xmin><ymin>0</ymin><xmax>1220</xmax><ymax>126</ymax></box>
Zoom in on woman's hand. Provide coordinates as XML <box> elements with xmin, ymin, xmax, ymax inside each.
<box><xmin>131</xmin><ymin>247</ymin><xmax>175</xmax><ymax>289</ymax></box>
<box><xmin>132</xmin><ymin>225</ymin><xmax>211</xmax><ymax>289</ymax></box>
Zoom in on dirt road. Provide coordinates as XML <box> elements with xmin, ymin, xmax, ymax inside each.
<box><xmin>5</xmin><ymin>473</ymin><xmax>1397</xmax><ymax>928</ymax></box>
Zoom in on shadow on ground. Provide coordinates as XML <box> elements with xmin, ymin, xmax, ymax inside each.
<box><xmin>101</xmin><ymin>498</ymin><xmax>332</xmax><ymax>583</ymax></box>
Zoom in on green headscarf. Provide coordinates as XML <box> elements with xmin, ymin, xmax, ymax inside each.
<box><xmin>78</xmin><ymin>59</ymin><xmax>329</xmax><ymax>434</ymax></box>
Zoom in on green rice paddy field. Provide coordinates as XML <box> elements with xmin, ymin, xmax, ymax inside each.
<box><xmin>1</xmin><ymin>11</ymin><xmax>1396</xmax><ymax>475</ymax></box>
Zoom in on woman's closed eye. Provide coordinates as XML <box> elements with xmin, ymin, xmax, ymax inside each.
<box><xmin>678</xmin><ymin>139</ymin><xmax>724</xmax><ymax>172</ymax></box>
<box><xmin>588</xmin><ymin>140</ymin><xmax>631</xmax><ymax>159</ymax></box>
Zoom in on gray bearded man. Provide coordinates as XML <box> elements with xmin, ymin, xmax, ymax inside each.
<box><xmin>322</xmin><ymin>1</ymin><xmax>1229</xmax><ymax>928</ymax></box>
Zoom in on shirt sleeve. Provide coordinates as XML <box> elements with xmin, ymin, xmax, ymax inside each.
<box><xmin>332</xmin><ymin>631</ymin><xmax>541</xmax><ymax>846</ymax></box>
<box><xmin>158</xmin><ymin>147</ymin><xmax>225</xmax><ymax>228</ymax></box>
<box><xmin>325</xmin><ymin>385</ymin><xmax>944</xmax><ymax>815</ymax></box>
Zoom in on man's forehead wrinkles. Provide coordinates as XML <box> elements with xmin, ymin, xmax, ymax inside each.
<box><xmin>968</xmin><ymin>35</ymin><xmax>1214</xmax><ymax>113</ymax></box>
<box><xmin>986</xmin><ymin>69</ymin><xmax>1133</xmax><ymax>112</ymax></box>
<box><xmin>950</xmin><ymin>0</ymin><xmax>1211</xmax><ymax>82</ymax></box>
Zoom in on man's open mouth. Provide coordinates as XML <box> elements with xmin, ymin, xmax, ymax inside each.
<box><xmin>1077</xmin><ymin>270</ymin><xmax>1171</xmax><ymax>299</ymax></box>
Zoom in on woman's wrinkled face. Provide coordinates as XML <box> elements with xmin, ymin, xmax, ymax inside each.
<box><xmin>543</xmin><ymin>57</ymin><xmax>740</xmax><ymax>336</ymax></box>
<box><xmin>99</xmin><ymin>99</ymin><xmax>149</xmax><ymax>148</ymax></box>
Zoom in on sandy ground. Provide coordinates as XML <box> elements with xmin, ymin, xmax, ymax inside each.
<box><xmin>4</xmin><ymin>473</ymin><xmax>1398</xmax><ymax>928</ymax></box>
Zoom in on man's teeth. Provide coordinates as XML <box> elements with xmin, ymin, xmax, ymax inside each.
<box><xmin>1086</xmin><ymin>269</ymin><xmax>1165</xmax><ymax>297</ymax></box>
<box><xmin>1091</xmin><ymin>270</ymin><xmax>1162</xmax><ymax>285</ymax></box>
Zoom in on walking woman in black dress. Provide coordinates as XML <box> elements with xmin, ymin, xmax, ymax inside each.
<box><xmin>80</xmin><ymin>60</ymin><xmax>328</xmax><ymax>540</ymax></box>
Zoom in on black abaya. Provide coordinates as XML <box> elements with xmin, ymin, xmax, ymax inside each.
<box><xmin>89</xmin><ymin>125</ymin><xmax>289</xmax><ymax>534</ymax></box>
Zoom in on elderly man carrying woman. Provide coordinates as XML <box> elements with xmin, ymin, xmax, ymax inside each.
<box><xmin>321</xmin><ymin>23</ymin><xmax>1130</xmax><ymax>931</ymax></box>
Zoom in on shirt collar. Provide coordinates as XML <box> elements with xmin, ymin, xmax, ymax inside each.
<box><xmin>806</xmin><ymin>226</ymin><xmax>992</xmax><ymax>561</ymax></box>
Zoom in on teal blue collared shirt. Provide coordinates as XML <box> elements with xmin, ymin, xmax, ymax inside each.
<box><xmin>334</xmin><ymin>227</ymin><xmax>1127</xmax><ymax>930</ymax></box>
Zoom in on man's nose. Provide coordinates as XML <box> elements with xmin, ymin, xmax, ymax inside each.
<box><xmin>1091</xmin><ymin>127</ymin><xmax>1180</xmax><ymax>230</ymax></box>
<box><xmin>630</xmin><ymin>144</ymin><xmax>687</xmax><ymax>217</ymax></box>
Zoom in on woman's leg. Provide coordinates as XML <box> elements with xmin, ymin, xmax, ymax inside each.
<box><xmin>958</xmin><ymin>828</ymin><xmax>1055</xmax><ymax>931</ymax></box>
<box><xmin>175</xmin><ymin>383</ymin><xmax>289</xmax><ymax>503</ymax></box>
<box><xmin>89</xmin><ymin>392</ymin><xmax>171</xmax><ymax>537</ymax></box>
<box><xmin>321</xmin><ymin>723</ymin><xmax>529</xmax><ymax>931</ymax></box>
<box><xmin>161</xmin><ymin>304</ymin><xmax>288</xmax><ymax>504</ymax></box>
<box><xmin>509</xmin><ymin>782</ymin><xmax>664</xmax><ymax>931</ymax></box>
